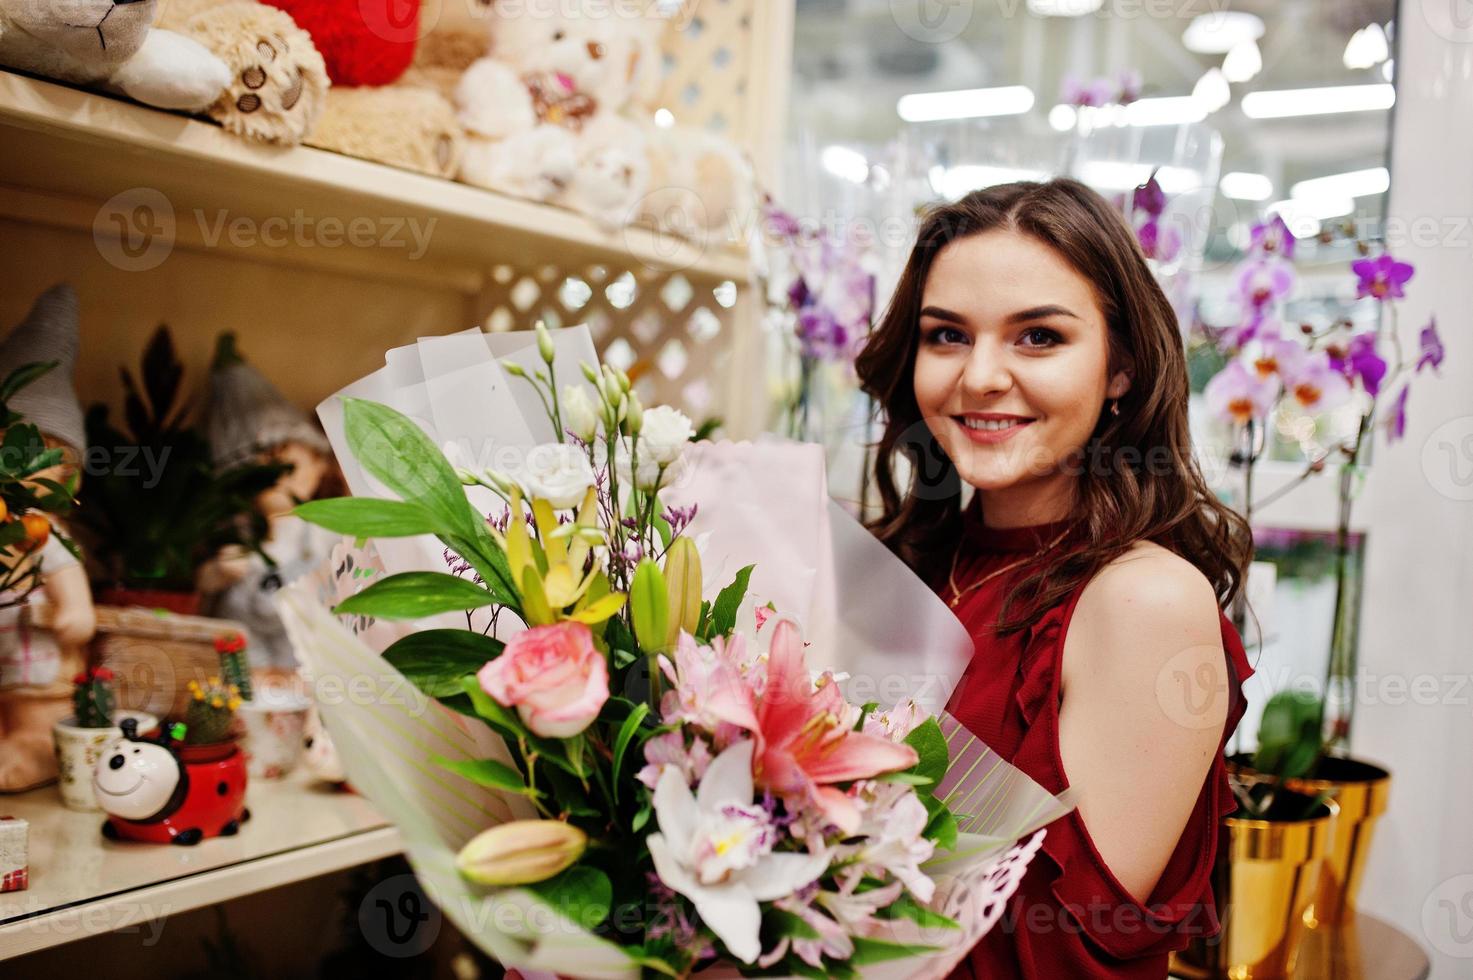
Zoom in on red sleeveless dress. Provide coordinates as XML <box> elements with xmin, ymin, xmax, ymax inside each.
<box><xmin>942</xmin><ymin>505</ymin><xmax>1253</xmax><ymax>979</ymax></box>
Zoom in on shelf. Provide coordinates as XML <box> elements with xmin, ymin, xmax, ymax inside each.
<box><xmin>0</xmin><ymin>769</ymin><xmax>401</xmax><ymax>958</ymax></box>
<box><xmin>0</xmin><ymin>70</ymin><xmax>751</xmax><ymax>289</ymax></box>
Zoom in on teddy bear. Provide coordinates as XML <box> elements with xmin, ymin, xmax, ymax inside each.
<box><xmin>633</xmin><ymin>122</ymin><xmax>753</xmax><ymax>246</ymax></box>
<box><xmin>454</xmin><ymin>1</ymin><xmax>658</xmax><ymax>225</ymax></box>
<box><xmin>155</xmin><ymin>0</ymin><xmax>329</xmax><ymax>146</ymax></box>
<box><xmin>0</xmin><ymin>0</ymin><xmax>231</xmax><ymax>111</ymax></box>
<box><xmin>0</xmin><ymin>285</ymin><xmax>97</xmax><ymax>793</ymax></box>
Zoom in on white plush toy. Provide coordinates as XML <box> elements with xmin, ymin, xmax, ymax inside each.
<box><xmin>0</xmin><ymin>0</ymin><xmax>230</xmax><ymax>111</ymax></box>
<box><xmin>456</xmin><ymin>1</ymin><xmax>657</xmax><ymax>226</ymax></box>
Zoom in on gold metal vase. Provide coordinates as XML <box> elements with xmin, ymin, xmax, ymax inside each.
<box><xmin>1284</xmin><ymin>756</ymin><xmax>1390</xmax><ymax>928</ymax></box>
<box><xmin>1172</xmin><ymin>789</ymin><xmax>1335</xmax><ymax>979</ymax></box>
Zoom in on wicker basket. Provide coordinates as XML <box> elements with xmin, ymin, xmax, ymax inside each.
<box><xmin>88</xmin><ymin>606</ymin><xmax>249</xmax><ymax>721</ymax></box>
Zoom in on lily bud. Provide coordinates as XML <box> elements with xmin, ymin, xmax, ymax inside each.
<box><xmin>615</xmin><ymin>368</ymin><xmax>632</xmax><ymax>393</ymax></box>
<box><xmin>626</xmin><ymin>392</ymin><xmax>644</xmax><ymax>435</ymax></box>
<box><xmin>580</xmin><ymin>361</ymin><xmax>600</xmax><ymax>385</ymax></box>
<box><xmin>630</xmin><ymin>558</ymin><xmax>669</xmax><ymax>654</ymax></box>
<box><xmin>502</xmin><ymin>359</ymin><xmax>528</xmax><ymax>379</ymax></box>
<box><xmin>663</xmin><ymin>536</ymin><xmax>703</xmax><ymax>648</ymax></box>
<box><xmin>455</xmin><ymin>820</ymin><xmax>587</xmax><ymax>886</ymax></box>
<box><xmin>535</xmin><ymin>320</ymin><xmax>556</xmax><ymax>365</ymax></box>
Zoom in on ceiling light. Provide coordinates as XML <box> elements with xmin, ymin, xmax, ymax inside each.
<box><xmin>1076</xmin><ymin>163</ymin><xmax>1203</xmax><ymax>195</ymax></box>
<box><xmin>1121</xmin><ymin>96</ymin><xmax>1208</xmax><ymax>126</ymax></box>
<box><xmin>1290</xmin><ymin>167</ymin><xmax>1390</xmax><ymax>200</ymax></box>
<box><xmin>654</xmin><ymin>108</ymin><xmax>675</xmax><ymax>129</ymax></box>
<box><xmin>929</xmin><ymin>165</ymin><xmax>1050</xmax><ymax>199</ymax></box>
<box><xmin>821</xmin><ymin>145</ymin><xmax>869</xmax><ymax>184</ymax></box>
<box><xmin>1222</xmin><ymin>40</ymin><xmax>1262</xmax><ymax>83</ymax></box>
<box><xmin>1220</xmin><ymin>171</ymin><xmax>1274</xmax><ymax>201</ymax></box>
<box><xmin>897</xmin><ymin>85</ymin><xmax>1035</xmax><ymax>122</ymax></box>
<box><xmin>1192</xmin><ymin>68</ymin><xmax>1231</xmax><ymax>112</ymax></box>
<box><xmin>1382</xmin><ymin>59</ymin><xmax>1395</xmax><ymax>82</ymax></box>
<box><xmin>1344</xmin><ymin>24</ymin><xmax>1390</xmax><ymax>69</ymax></box>
<box><xmin>1048</xmin><ymin>104</ymin><xmax>1078</xmax><ymax>131</ymax></box>
<box><xmin>1182</xmin><ymin>12</ymin><xmax>1265</xmax><ymax>55</ymax></box>
<box><xmin>1026</xmin><ymin>0</ymin><xmax>1104</xmax><ymax>14</ymax></box>
<box><xmin>1241</xmin><ymin>83</ymin><xmax>1394</xmax><ymax>119</ymax></box>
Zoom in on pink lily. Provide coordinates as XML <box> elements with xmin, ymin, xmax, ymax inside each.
<box><xmin>750</xmin><ymin>621</ymin><xmax>919</xmax><ymax>834</ymax></box>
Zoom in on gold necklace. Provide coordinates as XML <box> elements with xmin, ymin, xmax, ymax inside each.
<box><xmin>947</xmin><ymin>527</ymin><xmax>1072</xmax><ymax>609</ymax></box>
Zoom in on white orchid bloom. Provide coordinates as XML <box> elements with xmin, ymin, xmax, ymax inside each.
<box><xmin>648</xmin><ymin>740</ymin><xmax>829</xmax><ymax>964</ymax></box>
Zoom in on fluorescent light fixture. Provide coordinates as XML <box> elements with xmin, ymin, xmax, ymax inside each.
<box><xmin>821</xmin><ymin>145</ymin><xmax>869</xmax><ymax>184</ymax></box>
<box><xmin>1182</xmin><ymin>12</ymin><xmax>1264</xmax><ymax>54</ymax></box>
<box><xmin>1290</xmin><ymin>167</ymin><xmax>1389</xmax><ymax>200</ymax></box>
<box><xmin>1048</xmin><ymin>104</ymin><xmax>1078</xmax><ymax>131</ymax></box>
<box><xmin>897</xmin><ymin>85</ymin><xmax>1035</xmax><ymax>123</ymax></box>
<box><xmin>1220</xmin><ymin>171</ymin><xmax>1274</xmax><ymax>201</ymax></box>
<box><xmin>929</xmin><ymin>164</ymin><xmax>1049</xmax><ymax>199</ymax></box>
<box><xmin>1241</xmin><ymin>83</ymin><xmax>1394</xmax><ymax>118</ymax></box>
<box><xmin>1344</xmin><ymin>24</ymin><xmax>1390</xmax><ymax>69</ymax></box>
<box><xmin>1122</xmin><ymin>95</ymin><xmax>1208</xmax><ymax>127</ymax></box>
<box><xmin>1075</xmin><ymin>162</ymin><xmax>1203</xmax><ymax>195</ymax></box>
<box><xmin>1222</xmin><ymin>39</ymin><xmax>1262</xmax><ymax>83</ymax></box>
<box><xmin>1026</xmin><ymin>0</ymin><xmax>1103</xmax><ymax>14</ymax></box>
<box><xmin>1193</xmin><ymin>68</ymin><xmax>1231</xmax><ymax>113</ymax></box>
<box><xmin>1270</xmin><ymin>195</ymin><xmax>1354</xmax><ymax>222</ymax></box>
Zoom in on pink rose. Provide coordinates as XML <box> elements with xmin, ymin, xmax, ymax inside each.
<box><xmin>478</xmin><ymin>621</ymin><xmax>609</xmax><ymax>739</ymax></box>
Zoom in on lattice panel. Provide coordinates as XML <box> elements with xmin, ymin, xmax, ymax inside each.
<box><xmin>652</xmin><ymin>0</ymin><xmax>755</xmax><ymax>142</ymax></box>
<box><xmin>476</xmin><ymin>263</ymin><xmax>742</xmax><ymax>426</ymax></box>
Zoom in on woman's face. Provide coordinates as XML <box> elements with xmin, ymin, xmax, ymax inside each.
<box><xmin>912</xmin><ymin>228</ymin><xmax>1128</xmax><ymax>524</ymax></box>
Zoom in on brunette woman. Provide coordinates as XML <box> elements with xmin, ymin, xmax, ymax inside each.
<box><xmin>856</xmin><ymin>178</ymin><xmax>1254</xmax><ymax>979</ymax></box>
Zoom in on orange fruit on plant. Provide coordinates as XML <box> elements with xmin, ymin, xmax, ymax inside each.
<box><xmin>19</xmin><ymin>513</ymin><xmax>50</xmax><ymax>551</ymax></box>
<box><xmin>0</xmin><ymin>499</ymin><xmax>8</xmax><ymax>523</ymax></box>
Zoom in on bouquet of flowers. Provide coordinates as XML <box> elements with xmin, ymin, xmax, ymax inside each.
<box><xmin>277</xmin><ymin>324</ymin><xmax>1072</xmax><ymax>978</ymax></box>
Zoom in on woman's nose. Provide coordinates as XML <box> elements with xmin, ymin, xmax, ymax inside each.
<box><xmin>959</xmin><ymin>346</ymin><xmax>1012</xmax><ymax>397</ymax></box>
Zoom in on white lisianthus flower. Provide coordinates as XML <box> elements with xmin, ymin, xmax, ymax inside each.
<box><xmin>614</xmin><ymin>436</ymin><xmax>686</xmax><ymax>491</ymax></box>
<box><xmin>639</xmin><ymin>405</ymin><xmax>695</xmax><ymax>465</ymax></box>
<box><xmin>561</xmin><ymin>384</ymin><xmax>600</xmax><ymax>442</ymax></box>
<box><xmin>515</xmin><ymin>443</ymin><xmax>595</xmax><ymax>509</ymax></box>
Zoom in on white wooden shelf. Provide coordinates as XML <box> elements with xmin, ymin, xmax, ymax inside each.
<box><xmin>0</xmin><ymin>70</ymin><xmax>751</xmax><ymax>290</ymax></box>
<box><xmin>0</xmin><ymin>770</ymin><xmax>401</xmax><ymax>959</ymax></box>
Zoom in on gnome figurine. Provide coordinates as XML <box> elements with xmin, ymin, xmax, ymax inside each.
<box><xmin>198</xmin><ymin>335</ymin><xmax>337</xmax><ymax>678</ymax></box>
<box><xmin>0</xmin><ymin>284</ymin><xmax>98</xmax><ymax>793</ymax></box>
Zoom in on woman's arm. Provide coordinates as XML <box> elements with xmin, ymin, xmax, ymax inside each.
<box><xmin>1057</xmin><ymin>544</ymin><xmax>1229</xmax><ymax>904</ymax></box>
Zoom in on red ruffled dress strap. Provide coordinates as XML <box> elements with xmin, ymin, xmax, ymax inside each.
<box><xmin>945</xmin><ymin>519</ymin><xmax>1254</xmax><ymax>979</ymax></box>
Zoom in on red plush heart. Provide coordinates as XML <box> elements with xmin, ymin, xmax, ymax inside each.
<box><xmin>261</xmin><ymin>0</ymin><xmax>422</xmax><ymax>87</ymax></box>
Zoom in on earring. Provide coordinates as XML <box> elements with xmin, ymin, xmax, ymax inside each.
<box><xmin>1110</xmin><ymin>399</ymin><xmax>1121</xmax><ymax>417</ymax></box>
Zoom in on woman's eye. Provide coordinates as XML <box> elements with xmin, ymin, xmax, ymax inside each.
<box><xmin>1019</xmin><ymin>327</ymin><xmax>1062</xmax><ymax>348</ymax></box>
<box><xmin>923</xmin><ymin>326</ymin><xmax>968</xmax><ymax>346</ymax></box>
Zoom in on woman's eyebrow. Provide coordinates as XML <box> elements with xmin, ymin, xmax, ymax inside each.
<box><xmin>1006</xmin><ymin>304</ymin><xmax>1082</xmax><ymax>323</ymax></box>
<box><xmin>919</xmin><ymin>305</ymin><xmax>966</xmax><ymax>323</ymax></box>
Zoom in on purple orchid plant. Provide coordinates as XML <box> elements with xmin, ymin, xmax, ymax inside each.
<box><xmin>1129</xmin><ymin>173</ymin><xmax>1183</xmax><ymax>264</ymax></box>
<box><xmin>760</xmin><ymin>196</ymin><xmax>877</xmax><ymax>440</ymax></box>
<box><xmin>1200</xmin><ymin>216</ymin><xmax>1444</xmax><ymax>749</ymax></box>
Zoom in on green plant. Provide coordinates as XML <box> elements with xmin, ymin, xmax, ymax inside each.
<box><xmin>215</xmin><ymin>631</ymin><xmax>253</xmax><ymax>702</ymax></box>
<box><xmin>77</xmin><ymin>327</ymin><xmax>285</xmax><ymax>593</ymax></box>
<box><xmin>184</xmin><ymin>676</ymin><xmax>241</xmax><ymax>745</ymax></box>
<box><xmin>1232</xmin><ymin>689</ymin><xmax>1331</xmax><ymax>818</ymax></box>
<box><xmin>0</xmin><ymin>362</ymin><xmax>82</xmax><ymax>606</ymax></box>
<box><xmin>72</xmin><ymin>665</ymin><xmax>116</xmax><ymax>728</ymax></box>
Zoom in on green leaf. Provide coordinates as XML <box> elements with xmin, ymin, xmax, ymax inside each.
<box><xmin>333</xmin><ymin>571</ymin><xmax>501</xmax><ymax>620</ymax></box>
<box><xmin>433</xmin><ymin>756</ymin><xmax>533</xmax><ymax>795</ymax></box>
<box><xmin>764</xmin><ymin>908</ymin><xmax>820</xmax><ymax>941</ymax></box>
<box><xmin>1253</xmin><ymin>690</ymin><xmax>1323</xmax><ymax>780</ymax></box>
<box><xmin>0</xmin><ymin>361</ymin><xmax>56</xmax><ymax>403</ymax></box>
<box><xmin>457</xmin><ymin>677</ymin><xmax>583</xmax><ymax>779</ymax></box>
<box><xmin>708</xmin><ymin>564</ymin><xmax>754</xmax><ymax>637</ymax></box>
<box><xmin>381</xmin><ymin>629</ymin><xmax>504</xmax><ymax>698</ymax></box>
<box><xmin>848</xmin><ymin>937</ymin><xmax>941</xmax><ymax>966</ymax></box>
<box><xmin>611</xmin><ymin>702</ymin><xmax>650</xmax><ymax>802</ymax></box>
<box><xmin>530</xmin><ymin>866</ymin><xmax>611</xmax><ymax>930</ymax></box>
<box><xmin>922</xmin><ymin>801</ymin><xmax>959</xmax><ymax>850</ymax></box>
<box><xmin>879</xmin><ymin>893</ymin><xmax>959</xmax><ymax>931</ymax></box>
<box><xmin>631</xmin><ymin>801</ymin><xmax>652</xmax><ymax>832</ymax></box>
<box><xmin>903</xmin><ymin>717</ymin><xmax>949</xmax><ymax>787</ymax></box>
<box><xmin>875</xmin><ymin>771</ymin><xmax>935</xmax><ymax>786</ymax></box>
<box><xmin>294</xmin><ymin>497</ymin><xmax>449</xmax><ymax>538</ymax></box>
<box><xmin>16</xmin><ymin>447</ymin><xmax>62</xmax><ymax>478</ymax></box>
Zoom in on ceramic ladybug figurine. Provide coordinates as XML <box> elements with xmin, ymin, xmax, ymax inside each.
<box><xmin>94</xmin><ymin>719</ymin><xmax>249</xmax><ymax>846</ymax></box>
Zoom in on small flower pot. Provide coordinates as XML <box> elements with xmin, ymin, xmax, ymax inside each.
<box><xmin>51</xmin><ymin>710</ymin><xmax>159</xmax><ymax>812</ymax></box>
<box><xmin>237</xmin><ymin>688</ymin><xmax>311</xmax><ymax>780</ymax></box>
<box><xmin>96</xmin><ymin>732</ymin><xmax>249</xmax><ymax>846</ymax></box>
<box><xmin>1282</xmin><ymin>756</ymin><xmax>1390</xmax><ymax>928</ymax></box>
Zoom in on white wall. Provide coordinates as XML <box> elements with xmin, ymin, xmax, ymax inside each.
<box><xmin>1356</xmin><ymin>6</ymin><xmax>1473</xmax><ymax>973</ymax></box>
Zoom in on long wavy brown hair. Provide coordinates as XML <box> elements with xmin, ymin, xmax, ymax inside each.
<box><xmin>855</xmin><ymin>178</ymin><xmax>1252</xmax><ymax>637</ymax></box>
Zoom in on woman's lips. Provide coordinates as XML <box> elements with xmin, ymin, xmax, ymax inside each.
<box><xmin>953</xmin><ymin>416</ymin><xmax>1034</xmax><ymax>445</ymax></box>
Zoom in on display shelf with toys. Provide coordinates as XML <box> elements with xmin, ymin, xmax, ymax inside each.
<box><xmin>0</xmin><ymin>766</ymin><xmax>398</xmax><ymax>958</ymax></box>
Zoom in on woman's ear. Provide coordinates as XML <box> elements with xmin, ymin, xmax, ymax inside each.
<box><xmin>1106</xmin><ymin>369</ymin><xmax>1132</xmax><ymax>399</ymax></box>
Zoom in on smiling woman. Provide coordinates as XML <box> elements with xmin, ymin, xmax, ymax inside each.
<box><xmin>856</xmin><ymin>178</ymin><xmax>1255</xmax><ymax>979</ymax></box>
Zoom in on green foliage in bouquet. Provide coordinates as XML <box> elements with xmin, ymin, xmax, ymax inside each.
<box><xmin>296</xmin><ymin>325</ymin><xmax>964</xmax><ymax>976</ymax></box>
<box><xmin>78</xmin><ymin>327</ymin><xmax>286</xmax><ymax>593</ymax></box>
<box><xmin>0</xmin><ymin>361</ymin><xmax>82</xmax><ymax>605</ymax></box>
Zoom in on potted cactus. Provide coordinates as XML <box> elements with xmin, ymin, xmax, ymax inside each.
<box><xmin>179</xmin><ymin>676</ymin><xmax>243</xmax><ymax>763</ymax></box>
<box><xmin>51</xmin><ymin>666</ymin><xmax>158</xmax><ymax>811</ymax></box>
